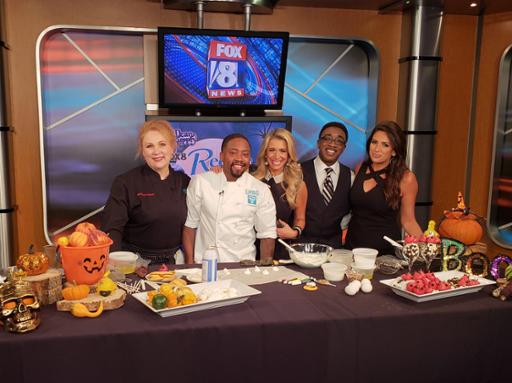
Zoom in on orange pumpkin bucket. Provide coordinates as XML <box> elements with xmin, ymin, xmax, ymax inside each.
<box><xmin>60</xmin><ymin>239</ymin><xmax>113</xmax><ymax>285</ymax></box>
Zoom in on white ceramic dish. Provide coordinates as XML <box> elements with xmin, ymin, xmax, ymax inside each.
<box><xmin>132</xmin><ymin>279</ymin><xmax>261</xmax><ymax>317</ymax></box>
<box><xmin>380</xmin><ymin>270</ymin><xmax>495</xmax><ymax>303</ymax></box>
<box><xmin>175</xmin><ymin>268</ymin><xmax>202</xmax><ymax>283</ymax></box>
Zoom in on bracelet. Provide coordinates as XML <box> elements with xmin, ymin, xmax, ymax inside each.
<box><xmin>292</xmin><ymin>225</ymin><xmax>302</xmax><ymax>238</ymax></box>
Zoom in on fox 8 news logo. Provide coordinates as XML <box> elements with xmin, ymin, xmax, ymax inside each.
<box><xmin>207</xmin><ymin>41</ymin><xmax>246</xmax><ymax>99</ymax></box>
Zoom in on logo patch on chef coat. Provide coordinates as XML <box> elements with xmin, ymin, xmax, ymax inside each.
<box><xmin>246</xmin><ymin>189</ymin><xmax>258</xmax><ymax>206</ymax></box>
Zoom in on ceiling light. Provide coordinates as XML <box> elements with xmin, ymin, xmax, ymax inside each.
<box><xmin>470</xmin><ymin>2</ymin><xmax>478</xmax><ymax>7</ymax></box>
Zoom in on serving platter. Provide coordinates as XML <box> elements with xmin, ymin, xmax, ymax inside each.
<box><xmin>380</xmin><ymin>270</ymin><xmax>495</xmax><ymax>303</ymax></box>
<box><xmin>132</xmin><ymin>279</ymin><xmax>261</xmax><ymax>317</ymax></box>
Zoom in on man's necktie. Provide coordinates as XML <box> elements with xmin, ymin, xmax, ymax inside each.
<box><xmin>322</xmin><ymin>167</ymin><xmax>334</xmax><ymax>205</ymax></box>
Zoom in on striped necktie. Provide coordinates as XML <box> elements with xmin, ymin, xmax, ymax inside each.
<box><xmin>322</xmin><ymin>167</ymin><xmax>334</xmax><ymax>205</ymax></box>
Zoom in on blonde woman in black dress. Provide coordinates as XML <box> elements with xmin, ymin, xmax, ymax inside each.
<box><xmin>253</xmin><ymin>128</ymin><xmax>307</xmax><ymax>259</ymax></box>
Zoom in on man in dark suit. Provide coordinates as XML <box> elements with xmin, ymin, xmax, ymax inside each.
<box><xmin>301</xmin><ymin>121</ymin><xmax>352</xmax><ymax>248</ymax></box>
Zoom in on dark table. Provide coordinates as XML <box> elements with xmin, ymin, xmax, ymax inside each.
<box><xmin>1</xmin><ymin>265</ymin><xmax>511</xmax><ymax>383</ymax></box>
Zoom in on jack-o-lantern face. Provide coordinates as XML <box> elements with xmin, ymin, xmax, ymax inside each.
<box><xmin>60</xmin><ymin>241</ymin><xmax>112</xmax><ymax>285</ymax></box>
<box><xmin>81</xmin><ymin>254</ymin><xmax>106</xmax><ymax>274</ymax></box>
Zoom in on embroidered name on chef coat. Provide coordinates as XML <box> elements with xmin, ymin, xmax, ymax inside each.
<box><xmin>245</xmin><ymin>189</ymin><xmax>259</xmax><ymax>206</ymax></box>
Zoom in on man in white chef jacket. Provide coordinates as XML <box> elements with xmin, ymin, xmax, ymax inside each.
<box><xmin>182</xmin><ymin>133</ymin><xmax>277</xmax><ymax>264</ymax></box>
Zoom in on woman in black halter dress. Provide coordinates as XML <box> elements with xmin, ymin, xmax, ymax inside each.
<box><xmin>345</xmin><ymin>121</ymin><xmax>423</xmax><ymax>255</ymax></box>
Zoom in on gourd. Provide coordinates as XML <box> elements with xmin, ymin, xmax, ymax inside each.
<box><xmin>71</xmin><ymin>302</ymin><xmax>104</xmax><ymax>318</ymax></box>
<box><xmin>62</xmin><ymin>283</ymin><xmax>90</xmax><ymax>300</ymax></box>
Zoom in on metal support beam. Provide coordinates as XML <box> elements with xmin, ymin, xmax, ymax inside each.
<box><xmin>397</xmin><ymin>4</ymin><xmax>443</xmax><ymax>228</ymax></box>
<box><xmin>196</xmin><ymin>1</ymin><xmax>204</xmax><ymax>29</ymax></box>
<box><xmin>243</xmin><ymin>3</ymin><xmax>252</xmax><ymax>31</ymax></box>
<box><xmin>0</xmin><ymin>1</ymin><xmax>13</xmax><ymax>269</ymax></box>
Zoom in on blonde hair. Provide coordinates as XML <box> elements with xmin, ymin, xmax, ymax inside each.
<box><xmin>137</xmin><ymin>120</ymin><xmax>177</xmax><ymax>157</ymax></box>
<box><xmin>253</xmin><ymin>128</ymin><xmax>303</xmax><ymax>209</ymax></box>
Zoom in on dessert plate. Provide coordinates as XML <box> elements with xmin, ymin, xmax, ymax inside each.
<box><xmin>380</xmin><ymin>270</ymin><xmax>495</xmax><ymax>303</ymax></box>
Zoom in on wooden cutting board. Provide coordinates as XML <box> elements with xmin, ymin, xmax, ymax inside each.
<box><xmin>56</xmin><ymin>289</ymin><xmax>126</xmax><ymax>311</ymax></box>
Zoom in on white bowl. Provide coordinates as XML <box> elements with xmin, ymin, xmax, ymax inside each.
<box><xmin>352</xmin><ymin>247</ymin><xmax>378</xmax><ymax>268</ymax></box>
<box><xmin>351</xmin><ymin>262</ymin><xmax>377</xmax><ymax>280</ymax></box>
<box><xmin>328</xmin><ymin>249</ymin><xmax>353</xmax><ymax>266</ymax></box>
<box><xmin>109</xmin><ymin>251</ymin><xmax>138</xmax><ymax>274</ymax></box>
<box><xmin>288</xmin><ymin>243</ymin><xmax>332</xmax><ymax>268</ymax></box>
<box><xmin>321</xmin><ymin>262</ymin><xmax>347</xmax><ymax>282</ymax></box>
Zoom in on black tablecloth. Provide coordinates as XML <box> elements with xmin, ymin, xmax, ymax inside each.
<box><xmin>1</xmin><ymin>265</ymin><xmax>511</xmax><ymax>383</ymax></box>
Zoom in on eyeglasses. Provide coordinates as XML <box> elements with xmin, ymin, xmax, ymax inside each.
<box><xmin>320</xmin><ymin>135</ymin><xmax>346</xmax><ymax>146</ymax></box>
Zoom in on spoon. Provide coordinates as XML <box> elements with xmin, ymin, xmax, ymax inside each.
<box><xmin>316</xmin><ymin>278</ymin><xmax>337</xmax><ymax>287</ymax></box>
<box><xmin>277</xmin><ymin>238</ymin><xmax>296</xmax><ymax>253</ymax></box>
<box><xmin>383</xmin><ymin>236</ymin><xmax>403</xmax><ymax>249</ymax></box>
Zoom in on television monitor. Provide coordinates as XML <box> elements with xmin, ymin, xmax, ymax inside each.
<box><xmin>146</xmin><ymin>115</ymin><xmax>292</xmax><ymax>176</ymax></box>
<box><xmin>158</xmin><ymin>27</ymin><xmax>289</xmax><ymax>114</ymax></box>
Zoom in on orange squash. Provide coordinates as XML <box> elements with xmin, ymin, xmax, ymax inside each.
<box><xmin>62</xmin><ymin>283</ymin><xmax>90</xmax><ymax>301</ymax></box>
<box><xmin>439</xmin><ymin>211</ymin><xmax>483</xmax><ymax>245</ymax></box>
<box><xmin>69</xmin><ymin>231</ymin><xmax>89</xmax><ymax>247</ymax></box>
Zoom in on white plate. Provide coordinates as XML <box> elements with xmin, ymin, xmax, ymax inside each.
<box><xmin>175</xmin><ymin>268</ymin><xmax>202</xmax><ymax>283</ymax></box>
<box><xmin>132</xmin><ymin>279</ymin><xmax>261</xmax><ymax>317</ymax></box>
<box><xmin>380</xmin><ymin>270</ymin><xmax>495</xmax><ymax>303</ymax></box>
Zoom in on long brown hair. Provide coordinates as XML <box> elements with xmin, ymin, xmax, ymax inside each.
<box><xmin>253</xmin><ymin>129</ymin><xmax>302</xmax><ymax>209</ymax></box>
<box><xmin>364</xmin><ymin>121</ymin><xmax>408</xmax><ymax>210</ymax></box>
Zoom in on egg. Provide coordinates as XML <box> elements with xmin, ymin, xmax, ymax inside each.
<box><xmin>344</xmin><ymin>284</ymin><xmax>358</xmax><ymax>296</ymax></box>
<box><xmin>350</xmin><ymin>280</ymin><xmax>362</xmax><ymax>289</ymax></box>
<box><xmin>345</xmin><ymin>280</ymin><xmax>361</xmax><ymax>296</ymax></box>
<box><xmin>361</xmin><ymin>278</ymin><xmax>373</xmax><ymax>293</ymax></box>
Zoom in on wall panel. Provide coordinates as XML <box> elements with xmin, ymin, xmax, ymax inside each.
<box><xmin>432</xmin><ymin>15</ymin><xmax>477</xmax><ymax>221</ymax></box>
<box><xmin>472</xmin><ymin>12</ymin><xmax>512</xmax><ymax>257</ymax></box>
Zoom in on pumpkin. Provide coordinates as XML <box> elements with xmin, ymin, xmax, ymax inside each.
<box><xmin>60</xmin><ymin>238</ymin><xmax>113</xmax><ymax>285</ymax></box>
<box><xmin>69</xmin><ymin>231</ymin><xmax>89</xmax><ymax>247</ymax></box>
<box><xmin>439</xmin><ymin>211</ymin><xmax>483</xmax><ymax>245</ymax></box>
<box><xmin>75</xmin><ymin>222</ymin><xmax>97</xmax><ymax>236</ymax></box>
<box><xmin>16</xmin><ymin>245</ymin><xmax>49</xmax><ymax>276</ymax></box>
<box><xmin>62</xmin><ymin>283</ymin><xmax>90</xmax><ymax>301</ymax></box>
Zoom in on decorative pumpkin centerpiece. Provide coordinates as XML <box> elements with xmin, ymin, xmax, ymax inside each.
<box><xmin>438</xmin><ymin>192</ymin><xmax>483</xmax><ymax>245</ymax></box>
<box><xmin>56</xmin><ymin>222</ymin><xmax>113</xmax><ymax>285</ymax></box>
<box><xmin>16</xmin><ymin>245</ymin><xmax>49</xmax><ymax>276</ymax></box>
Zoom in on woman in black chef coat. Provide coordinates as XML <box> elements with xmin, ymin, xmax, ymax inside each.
<box><xmin>102</xmin><ymin>120</ymin><xmax>189</xmax><ymax>264</ymax></box>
